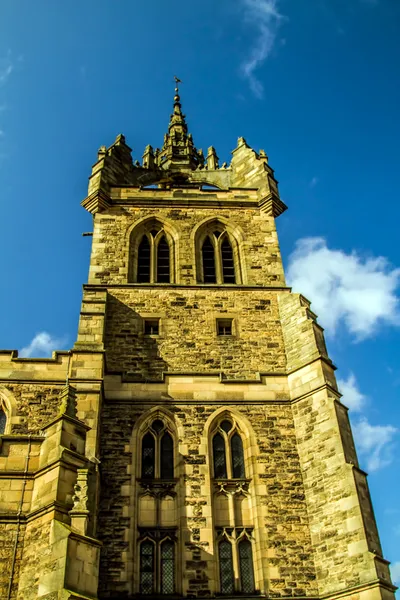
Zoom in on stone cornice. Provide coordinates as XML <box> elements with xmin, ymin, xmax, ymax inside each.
<box><xmin>81</xmin><ymin>189</ymin><xmax>111</xmax><ymax>214</ymax></box>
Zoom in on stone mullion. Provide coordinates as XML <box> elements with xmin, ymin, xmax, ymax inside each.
<box><xmin>214</xmin><ymin>235</ymin><xmax>223</xmax><ymax>284</ymax></box>
<box><xmin>150</xmin><ymin>236</ymin><xmax>156</xmax><ymax>283</ymax></box>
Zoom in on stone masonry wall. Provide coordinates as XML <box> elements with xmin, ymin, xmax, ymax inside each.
<box><xmin>97</xmin><ymin>398</ymin><xmax>318</xmax><ymax>598</ymax></box>
<box><xmin>104</xmin><ymin>288</ymin><xmax>287</xmax><ymax>380</ymax></box>
<box><xmin>3</xmin><ymin>383</ymin><xmax>64</xmax><ymax>434</ymax></box>
<box><xmin>89</xmin><ymin>204</ymin><xmax>285</xmax><ymax>287</ymax></box>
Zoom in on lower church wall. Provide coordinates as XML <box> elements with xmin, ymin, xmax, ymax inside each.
<box><xmin>97</xmin><ymin>398</ymin><xmax>318</xmax><ymax>598</ymax></box>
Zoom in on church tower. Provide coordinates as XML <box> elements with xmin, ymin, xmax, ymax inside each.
<box><xmin>0</xmin><ymin>86</ymin><xmax>396</xmax><ymax>600</ymax></box>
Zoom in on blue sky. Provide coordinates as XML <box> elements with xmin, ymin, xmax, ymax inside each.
<box><xmin>1</xmin><ymin>0</ymin><xmax>400</xmax><ymax>585</ymax></box>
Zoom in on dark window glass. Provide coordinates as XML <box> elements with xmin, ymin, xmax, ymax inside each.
<box><xmin>221</xmin><ymin>238</ymin><xmax>235</xmax><ymax>284</ymax></box>
<box><xmin>0</xmin><ymin>409</ymin><xmax>6</xmax><ymax>434</ymax></box>
<box><xmin>231</xmin><ymin>433</ymin><xmax>245</xmax><ymax>478</ymax></box>
<box><xmin>144</xmin><ymin>319</ymin><xmax>159</xmax><ymax>335</ymax></box>
<box><xmin>213</xmin><ymin>433</ymin><xmax>227</xmax><ymax>479</ymax></box>
<box><xmin>140</xmin><ymin>541</ymin><xmax>155</xmax><ymax>595</ymax></box>
<box><xmin>142</xmin><ymin>433</ymin><xmax>155</xmax><ymax>479</ymax></box>
<box><xmin>202</xmin><ymin>237</ymin><xmax>216</xmax><ymax>283</ymax></box>
<box><xmin>161</xmin><ymin>540</ymin><xmax>175</xmax><ymax>594</ymax></box>
<box><xmin>217</xmin><ymin>319</ymin><xmax>233</xmax><ymax>336</ymax></box>
<box><xmin>157</xmin><ymin>236</ymin><xmax>170</xmax><ymax>283</ymax></box>
<box><xmin>239</xmin><ymin>540</ymin><xmax>255</xmax><ymax>594</ymax></box>
<box><xmin>160</xmin><ymin>432</ymin><xmax>174</xmax><ymax>479</ymax></box>
<box><xmin>219</xmin><ymin>540</ymin><xmax>234</xmax><ymax>595</ymax></box>
<box><xmin>220</xmin><ymin>420</ymin><xmax>232</xmax><ymax>434</ymax></box>
<box><xmin>138</xmin><ymin>235</ymin><xmax>151</xmax><ymax>282</ymax></box>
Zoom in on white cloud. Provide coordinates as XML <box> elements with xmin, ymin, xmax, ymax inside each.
<box><xmin>389</xmin><ymin>561</ymin><xmax>400</xmax><ymax>585</ymax></box>
<box><xmin>287</xmin><ymin>237</ymin><xmax>400</xmax><ymax>339</ymax></box>
<box><xmin>337</xmin><ymin>373</ymin><xmax>366</xmax><ymax>412</ymax></box>
<box><xmin>240</xmin><ymin>0</ymin><xmax>284</xmax><ymax>98</ymax></box>
<box><xmin>20</xmin><ymin>332</ymin><xmax>68</xmax><ymax>358</ymax></box>
<box><xmin>352</xmin><ymin>417</ymin><xmax>398</xmax><ymax>472</ymax></box>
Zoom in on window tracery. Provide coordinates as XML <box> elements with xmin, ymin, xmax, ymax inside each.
<box><xmin>137</xmin><ymin>416</ymin><xmax>177</xmax><ymax>595</ymax></box>
<box><xmin>195</xmin><ymin>220</ymin><xmax>243</xmax><ymax>285</ymax></box>
<box><xmin>129</xmin><ymin>220</ymin><xmax>174</xmax><ymax>284</ymax></box>
<box><xmin>210</xmin><ymin>415</ymin><xmax>256</xmax><ymax>595</ymax></box>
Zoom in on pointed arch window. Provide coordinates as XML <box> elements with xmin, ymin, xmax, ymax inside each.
<box><xmin>221</xmin><ymin>238</ymin><xmax>235</xmax><ymax>283</ymax></box>
<box><xmin>212</xmin><ymin>420</ymin><xmax>245</xmax><ymax>480</ymax></box>
<box><xmin>130</xmin><ymin>222</ymin><xmax>174</xmax><ymax>284</ymax></box>
<box><xmin>137</xmin><ymin>236</ymin><xmax>151</xmax><ymax>282</ymax></box>
<box><xmin>213</xmin><ymin>433</ymin><xmax>227</xmax><ymax>479</ymax></box>
<box><xmin>157</xmin><ymin>235</ymin><xmax>170</xmax><ymax>283</ymax></box>
<box><xmin>0</xmin><ymin>408</ymin><xmax>6</xmax><ymax>435</ymax></box>
<box><xmin>198</xmin><ymin>225</ymin><xmax>241</xmax><ymax>284</ymax></box>
<box><xmin>141</xmin><ymin>420</ymin><xmax>174</xmax><ymax>480</ymax></box>
<box><xmin>202</xmin><ymin>236</ymin><xmax>216</xmax><ymax>283</ymax></box>
<box><xmin>231</xmin><ymin>433</ymin><xmax>245</xmax><ymax>479</ymax></box>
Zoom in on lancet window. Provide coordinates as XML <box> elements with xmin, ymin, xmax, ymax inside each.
<box><xmin>141</xmin><ymin>419</ymin><xmax>174</xmax><ymax>480</ymax></box>
<box><xmin>139</xmin><ymin>537</ymin><xmax>175</xmax><ymax>595</ymax></box>
<box><xmin>137</xmin><ymin>417</ymin><xmax>178</xmax><ymax>595</ymax></box>
<box><xmin>212</xmin><ymin>419</ymin><xmax>245</xmax><ymax>479</ymax></box>
<box><xmin>196</xmin><ymin>221</ymin><xmax>243</xmax><ymax>284</ymax></box>
<box><xmin>210</xmin><ymin>415</ymin><xmax>256</xmax><ymax>595</ymax></box>
<box><xmin>130</xmin><ymin>221</ymin><xmax>174</xmax><ymax>284</ymax></box>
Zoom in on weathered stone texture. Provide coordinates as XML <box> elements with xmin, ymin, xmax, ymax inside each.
<box><xmin>97</xmin><ymin>400</ymin><xmax>318</xmax><ymax>598</ymax></box>
<box><xmin>104</xmin><ymin>288</ymin><xmax>286</xmax><ymax>379</ymax></box>
<box><xmin>4</xmin><ymin>383</ymin><xmax>64</xmax><ymax>434</ymax></box>
<box><xmin>89</xmin><ymin>205</ymin><xmax>285</xmax><ymax>287</ymax></box>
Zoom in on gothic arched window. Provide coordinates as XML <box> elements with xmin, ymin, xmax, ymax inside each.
<box><xmin>141</xmin><ymin>432</ymin><xmax>155</xmax><ymax>479</ymax></box>
<box><xmin>211</xmin><ymin>416</ymin><xmax>256</xmax><ymax>595</ymax></box>
<box><xmin>213</xmin><ymin>433</ymin><xmax>227</xmax><ymax>479</ymax></box>
<box><xmin>157</xmin><ymin>235</ymin><xmax>170</xmax><ymax>283</ymax></box>
<box><xmin>219</xmin><ymin>540</ymin><xmax>234</xmax><ymax>595</ymax></box>
<box><xmin>212</xmin><ymin>420</ymin><xmax>245</xmax><ymax>479</ymax></box>
<box><xmin>130</xmin><ymin>221</ymin><xmax>175</xmax><ymax>284</ymax></box>
<box><xmin>202</xmin><ymin>236</ymin><xmax>217</xmax><ymax>283</ymax></box>
<box><xmin>197</xmin><ymin>223</ymin><xmax>242</xmax><ymax>284</ymax></box>
<box><xmin>141</xmin><ymin>420</ymin><xmax>174</xmax><ymax>480</ymax></box>
<box><xmin>221</xmin><ymin>238</ymin><xmax>235</xmax><ymax>283</ymax></box>
<box><xmin>137</xmin><ymin>235</ymin><xmax>151</xmax><ymax>282</ymax></box>
<box><xmin>231</xmin><ymin>432</ymin><xmax>245</xmax><ymax>479</ymax></box>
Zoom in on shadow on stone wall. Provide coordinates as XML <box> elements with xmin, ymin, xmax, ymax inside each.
<box><xmin>104</xmin><ymin>296</ymin><xmax>168</xmax><ymax>381</ymax></box>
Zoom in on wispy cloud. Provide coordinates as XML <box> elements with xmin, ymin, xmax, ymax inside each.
<box><xmin>20</xmin><ymin>332</ymin><xmax>68</xmax><ymax>358</ymax></box>
<box><xmin>337</xmin><ymin>373</ymin><xmax>366</xmax><ymax>412</ymax></box>
<box><xmin>287</xmin><ymin>237</ymin><xmax>400</xmax><ymax>339</ymax></box>
<box><xmin>240</xmin><ymin>0</ymin><xmax>284</xmax><ymax>98</ymax></box>
<box><xmin>353</xmin><ymin>417</ymin><xmax>398</xmax><ymax>472</ymax></box>
<box><xmin>309</xmin><ymin>176</ymin><xmax>319</xmax><ymax>188</ymax></box>
<box><xmin>337</xmin><ymin>374</ymin><xmax>397</xmax><ymax>471</ymax></box>
<box><xmin>391</xmin><ymin>562</ymin><xmax>400</xmax><ymax>585</ymax></box>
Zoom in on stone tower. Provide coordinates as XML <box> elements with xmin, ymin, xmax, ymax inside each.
<box><xmin>0</xmin><ymin>87</ymin><xmax>396</xmax><ymax>600</ymax></box>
